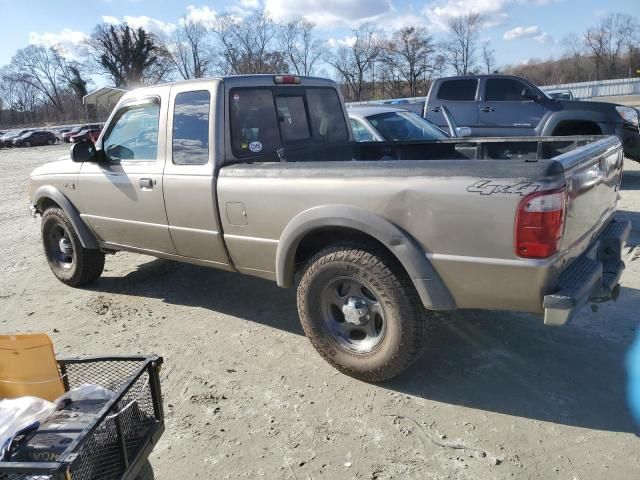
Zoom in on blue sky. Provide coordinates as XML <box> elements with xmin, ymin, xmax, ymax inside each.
<box><xmin>0</xmin><ymin>0</ymin><xmax>637</xmax><ymax>75</ymax></box>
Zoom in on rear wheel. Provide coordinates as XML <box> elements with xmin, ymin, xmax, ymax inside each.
<box><xmin>41</xmin><ymin>208</ymin><xmax>104</xmax><ymax>287</ymax></box>
<box><xmin>47</xmin><ymin>139</ymin><xmax>53</xmax><ymax>145</ymax></box>
<box><xmin>24</xmin><ymin>141</ymin><xmax>31</xmax><ymax>147</ymax></box>
<box><xmin>297</xmin><ymin>243</ymin><xmax>429</xmax><ymax>382</ymax></box>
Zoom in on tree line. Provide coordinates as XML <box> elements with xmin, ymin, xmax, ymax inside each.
<box><xmin>0</xmin><ymin>10</ymin><xmax>638</xmax><ymax>128</ymax></box>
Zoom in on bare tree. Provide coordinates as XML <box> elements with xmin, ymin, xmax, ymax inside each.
<box><xmin>584</xmin><ymin>13</ymin><xmax>635</xmax><ymax>79</ymax></box>
<box><xmin>328</xmin><ymin>25</ymin><xmax>381</xmax><ymax>101</ymax></box>
<box><xmin>481</xmin><ymin>41</ymin><xmax>496</xmax><ymax>74</ymax></box>
<box><xmin>380</xmin><ymin>27</ymin><xmax>435</xmax><ymax>97</ymax></box>
<box><xmin>277</xmin><ymin>19</ymin><xmax>327</xmax><ymax>76</ymax></box>
<box><xmin>211</xmin><ymin>11</ymin><xmax>285</xmax><ymax>75</ymax></box>
<box><xmin>7</xmin><ymin>45</ymin><xmax>68</xmax><ymax>112</ymax></box>
<box><xmin>169</xmin><ymin>17</ymin><xmax>213</xmax><ymax>79</ymax></box>
<box><xmin>88</xmin><ymin>23</ymin><xmax>167</xmax><ymax>87</ymax></box>
<box><xmin>442</xmin><ymin>13</ymin><xmax>482</xmax><ymax>75</ymax></box>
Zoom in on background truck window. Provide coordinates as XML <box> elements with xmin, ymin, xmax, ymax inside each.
<box><xmin>437</xmin><ymin>79</ymin><xmax>478</xmax><ymax>101</ymax></box>
<box><xmin>103</xmin><ymin>102</ymin><xmax>160</xmax><ymax>161</ymax></box>
<box><xmin>173</xmin><ymin>90</ymin><xmax>210</xmax><ymax>165</ymax></box>
<box><xmin>485</xmin><ymin>78</ymin><xmax>529</xmax><ymax>101</ymax></box>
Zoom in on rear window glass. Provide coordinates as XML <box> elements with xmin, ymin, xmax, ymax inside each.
<box><xmin>306</xmin><ymin>88</ymin><xmax>349</xmax><ymax>143</ymax></box>
<box><xmin>485</xmin><ymin>79</ymin><xmax>528</xmax><ymax>101</ymax></box>
<box><xmin>276</xmin><ymin>96</ymin><xmax>311</xmax><ymax>142</ymax></box>
<box><xmin>229</xmin><ymin>87</ymin><xmax>349</xmax><ymax>157</ymax></box>
<box><xmin>437</xmin><ymin>79</ymin><xmax>478</xmax><ymax>101</ymax></box>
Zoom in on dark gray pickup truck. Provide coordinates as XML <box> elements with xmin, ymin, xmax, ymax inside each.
<box><xmin>424</xmin><ymin>74</ymin><xmax>640</xmax><ymax>161</ymax></box>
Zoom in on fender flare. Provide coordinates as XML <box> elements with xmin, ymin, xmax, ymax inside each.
<box><xmin>32</xmin><ymin>185</ymin><xmax>99</xmax><ymax>250</ymax></box>
<box><xmin>541</xmin><ymin>111</ymin><xmax>612</xmax><ymax>136</ymax></box>
<box><xmin>275</xmin><ymin>205</ymin><xmax>456</xmax><ymax>310</ymax></box>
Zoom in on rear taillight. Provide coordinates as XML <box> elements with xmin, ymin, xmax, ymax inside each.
<box><xmin>515</xmin><ymin>189</ymin><xmax>566</xmax><ymax>259</ymax></box>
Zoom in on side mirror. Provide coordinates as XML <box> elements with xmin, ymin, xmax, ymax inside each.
<box><xmin>455</xmin><ymin>127</ymin><xmax>472</xmax><ymax>138</ymax></box>
<box><xmin>522</xmin><ymin>88</ymin><xmax>540</xmax><ymax>101</ymax></box>
<box><xmin>70</xmin><ymin>141</ymin><xmax>103</xmax><ymax>163</ymax></box>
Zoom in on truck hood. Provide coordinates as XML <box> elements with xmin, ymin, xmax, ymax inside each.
<box><xmin>557</xmin><ymin>99</ymin><xmax>618</xmax><ymax>115</ymax></box>
<box><xmin>30</xmin><ymin>157</ymin><xmax>80</xmax><ymax>177</ymax></box>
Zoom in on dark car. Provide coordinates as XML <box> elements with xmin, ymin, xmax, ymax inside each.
<box><xmin>424</xmin><ymin>74</ymin><xmax>640</xmax><ymax>161</ymax></box>
<box><xmin>13</xmin><ymin>130</ymin><xmax>57</xmax><ymax>147</ymax></box>
<box><xmin>0</xmin><ymin>130</ymin><xmax>32</xmax><ymax>148</ymax></box>
<box><xmin>69</xmin><ymin>128</ymin><xmax>102</xmax><ymax>144</ymax></box>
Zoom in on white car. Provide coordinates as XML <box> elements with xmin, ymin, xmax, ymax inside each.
<box><xmin>347</xmin><ymin>105</ymin><xmax>451</xmax><ymax>142</ymax></box>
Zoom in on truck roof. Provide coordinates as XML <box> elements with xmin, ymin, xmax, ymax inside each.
<box><xmin>128</xmin><ymin>74</ymin><xmax>339</xmax><ymax>92</ymax></box>
<box><xmin>435</xmin><ymin>74</ymin><xmax>536</xmax><ymax>83</ymax></box>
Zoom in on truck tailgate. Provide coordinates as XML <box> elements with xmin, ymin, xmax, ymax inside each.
<box><xmin>557</xmin><ymin>136</ymin><xmax>623</xmax><ymax>252</ymax></box>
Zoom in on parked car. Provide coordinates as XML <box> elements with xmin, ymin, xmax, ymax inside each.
<box><xmin>348</xmin><ymin>105</ymin><xmax>450</xmax><ymax>142</ymax></box>
<box><xmin>70</xmin><ymin>128</ymin><xmax>102</xmax><ymax>143</ymax></box>
<box><xmin>0</xmin><ymin>129</ymin><xmax>32</xmax><ymax>148</ymax></box>
<box><xmin>29</xmin><ymin>74</ymin><xmax>629</xmax><ymax>381</ymax></box>
<box><xmin>424</xmin><ymin>74</ymin><xmax>640</xmax><ymax>161</ymax></box>
<box><xmin>13</xmin><ymin>130</ymin><xmax>57</xmax><ymax>147</ymax></box>
<box><xmin>62</xmin><ymin>125</ymin><xmax>100</xmax><ymax>143</ymax></box>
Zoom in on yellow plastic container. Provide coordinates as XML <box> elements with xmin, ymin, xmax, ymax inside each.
<box><xmin>0</xmin><ymin>333</ymin><xmax>65</xmax><ymax>401</ymax></box>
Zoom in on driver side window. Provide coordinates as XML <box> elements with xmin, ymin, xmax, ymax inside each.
<box><xmin>103</xmin><ymin>102</ymin><xmax>160</xmax><ymax>161</ymax></box>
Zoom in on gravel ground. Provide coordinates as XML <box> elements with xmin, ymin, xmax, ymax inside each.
<box><xmin>1</xmin><ymin>144</ymin><xmax>640</xmax><ymax>480</ymax></box>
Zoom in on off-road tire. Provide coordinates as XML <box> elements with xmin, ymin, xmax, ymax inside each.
<box><xmin>41</xmin><ymin>208</ymin><xmax>104</xmax><ymax>287</ymax></box>
<box><xmin>297</xmin><ymin>243</ymin><xmax>429</xmax><ymax>382</ymax></box>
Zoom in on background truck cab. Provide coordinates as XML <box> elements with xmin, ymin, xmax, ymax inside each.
<box><xmin>424</xmin><ymin>74</ymin><xmax>640</xmax><ymax>161</ymax></box>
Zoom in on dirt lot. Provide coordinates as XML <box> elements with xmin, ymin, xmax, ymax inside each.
<box><xmin>1</xmin><ymin>143</ymin><xmax>640</xmax><ymax>479</ymax></box>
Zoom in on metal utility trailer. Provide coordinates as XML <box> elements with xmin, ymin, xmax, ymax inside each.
<box><xmin>0</xmin><ymin>355</ymin><xmax>164</xmax><ymax>480</ymax></box>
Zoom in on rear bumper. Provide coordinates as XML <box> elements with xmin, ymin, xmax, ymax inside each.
<box><xmin>543</xmin><ymin>215</ymin><xmax>631</xmax><ymax>326</ymax></box>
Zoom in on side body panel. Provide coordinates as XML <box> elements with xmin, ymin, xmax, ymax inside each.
<box><xmin>162</xmin><ymin>79</ymin><xmax>232</xmax><ymax>267</ymax></box>
<box><xmin>75</xmin><ymin>87</ymin><xmax>175</xmax><ymax>253</ymax></box>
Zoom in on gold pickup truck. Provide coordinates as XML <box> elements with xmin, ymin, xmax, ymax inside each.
<box><xmin>29</xmin><ymin>75</ymin><xmax>630</xmax><ymax>381</ymax></box>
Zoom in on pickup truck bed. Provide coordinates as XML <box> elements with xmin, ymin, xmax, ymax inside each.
<box><xmin>219</xmin><ymin>135</ymin><xmax>626</xmax><ymax>321</ymax></box>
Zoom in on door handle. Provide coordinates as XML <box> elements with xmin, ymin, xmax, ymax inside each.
<box><xmin>430</xmin><ymin>107</ymin><xmax>441</xmax><ymax>113</ymax></box>
<box><xmin>139</xmin><ymin>178</ymin><xmax>154</xmax><ymax>189</ymax></box>
<box><xmin>480</xmin><ymin>106</ymin><xmax>495</xmax><ymax>113</ymax></box>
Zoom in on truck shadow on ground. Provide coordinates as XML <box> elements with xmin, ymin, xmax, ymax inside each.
<box><xmin>390</xmin><ymin>295</ymin><xmax>640</xmax><ymax>434</ymax></box>
<box><xmin>92</xmin><ymin>258</ymin><xmax>640</xmax><ymax>434</ymax></box>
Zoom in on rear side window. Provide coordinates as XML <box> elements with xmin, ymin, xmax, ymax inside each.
<box><xmin>173</xmin><ymin>90</ymin><xmax>210</xmax><ymax>165</ymax></box>
<box><xmin>276</xmin><ymin>96</ymin><xmax>311</xmax><ymax>142</ymax></box>
<box><xmin>437</xmin><ymin>79</ymin><xmax>478</xmax><ymax>101</ymax></box>
<box><xmin>485</xmin><ymin>79</ymin><xmax>528</xmax><ymax>101</ymax></box>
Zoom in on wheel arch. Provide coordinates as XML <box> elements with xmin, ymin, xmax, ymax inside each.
<box><xmin>542</xmin><ymin>112</ymin><xmax>610</xmax><ymax>136</ymax></box>
<box><xmin>276</xmin><ymin>205</ymin><xmax>456</xmax><ymax>310</ymax></box>
<box><xmin>33</xmin><ymin>185</ymin><xmax>99</xmax><ymax>250</ymax></box>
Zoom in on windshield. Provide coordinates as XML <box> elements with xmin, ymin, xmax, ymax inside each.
<box><xmin>366</xmin><ymin>111</ymin><xmax>448</xmax><ymax>141</ymax></box>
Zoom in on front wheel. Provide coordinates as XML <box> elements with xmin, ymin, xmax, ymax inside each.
<box><xmin>41</xmin><ymin>208</ymin><xmax>105</xmax><ymax>287</ymax></box>
<box><xmin>297</xmin><ymin>244</ymin><xmax>429</xmax><ymax>382</ymax></box>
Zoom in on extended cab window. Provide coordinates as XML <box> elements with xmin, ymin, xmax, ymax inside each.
<box><xmin>229</xmin><ymin>87</ymin><xmax>349</xmax><ymax>157</ymax></box>
<box><xmin>173</xmin><ymin>90</ymin><xmax>210</xmax><ymax>165</ymax></box>
<box><xmin>485</xmin><ymin>78</ymin><xmax>529</xmax><ymax>101</ymax></box>
<box><xmin>103</xmin><ymin>101</ymin><xmax>160</xmax><ymax>161</ymax></box>
<box><xmin>437</xmin><ymin>79</ymin><xmax>478</xmax><ymax>101</ymax></box>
